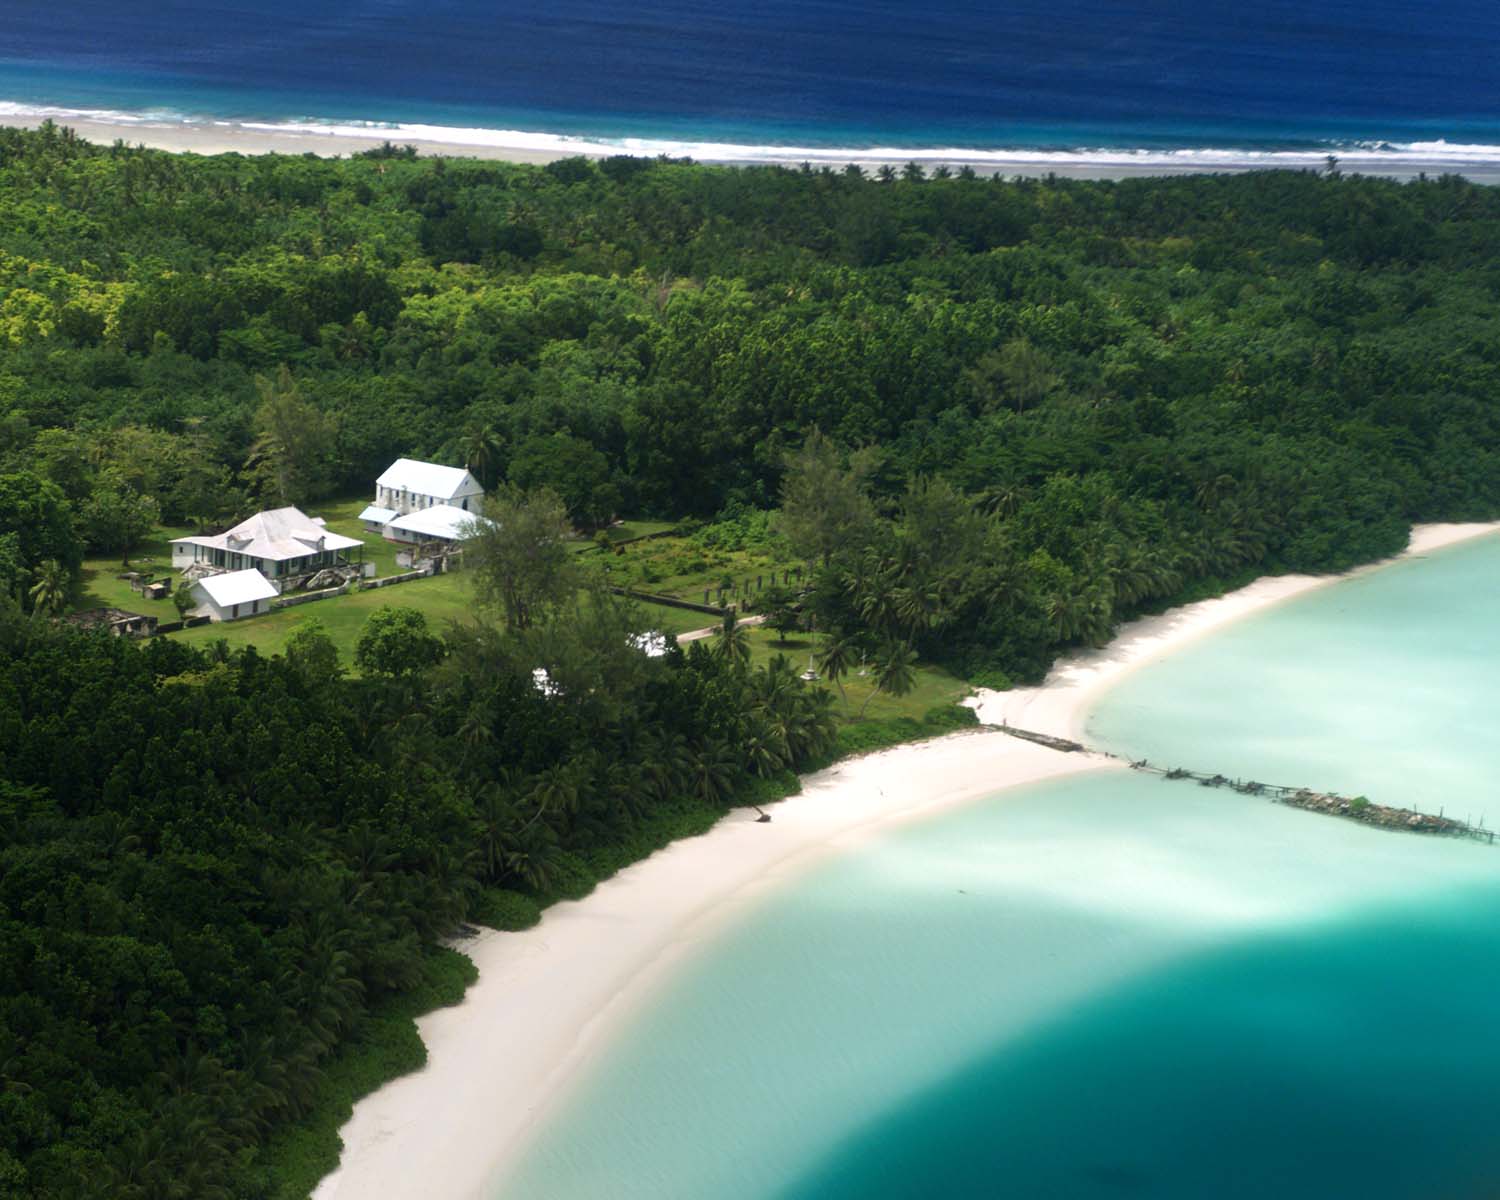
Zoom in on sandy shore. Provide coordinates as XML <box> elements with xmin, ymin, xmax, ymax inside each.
<box><xmin>974</xmin><ymin>522</ymin><xmax>1500</xmax><ymax>739</ymax></box>
<box><xmin>11</xmin><ymin>113</ymin><xmax>1500</xmax><ymax>181</ymax></box>
<box><xmin>7</xmin><ymin>115</ymin><xmax>569</xmax><ymax>164</ymax></box>
<box><xmin>312</xmin><ymin>520</ymin><xmax>1499</xmax><ymax>1200</ymax></box>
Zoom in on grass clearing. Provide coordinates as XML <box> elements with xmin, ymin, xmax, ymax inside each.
<box><xmin>741</xmin><ymin>625</ymin><xmax>973</xmax><ymax>725</ymax></box>
<box><xmin>75</xmin><ymin>510</ymin><xmax>957</xmax><ymax>715</ymax></box>
<box><xmin>596</xmin><ymin>532</ymin><xmax>802</xmax><ymax>607</ymax></box>
<box><xmin>74</xmin><ymin>524</ymin><xmax>196</xmax><ymax>623</ymax></box>
<box><xmin>172</xmin><ymin>570</ymin><xmax>477</xmax><ymax>658</ymax></box>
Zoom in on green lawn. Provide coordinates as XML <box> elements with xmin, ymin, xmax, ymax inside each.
<box><xmin>566</xmin><ymin>518</ymin><xmax>680</xmax><ymax>555</ymax></box>
<box><xmin>73</xmin><ymin>508</ymin><xmax>893</xmax><ymax>687</ymax></box>
<box><xmin>172</xmin><ymin>570</ymin><xmax>477</xmax><ymax>658</ymax></box>
<box><xmin>74</xmin><ymin>524</ymin><xmax>197</xmax><ymax>624</ymax></box>
<box><xmin>593</xmin><ymin>533</ymin><xmax>801</xmax><ymax>607</ymax></box>
<box><xmin>741</xmin><ymin>626</ymin><xmax>972</xmax><ymax>726</ymax></box>
<box><xmin>631</xmin><ymin>602</ymin><xmax>718</xmax><ymax>637</ymax></box>
<box><xmin>313</xmin><ymin>496</ymin><xmax>404</xmax><ymax>578</ymax></box>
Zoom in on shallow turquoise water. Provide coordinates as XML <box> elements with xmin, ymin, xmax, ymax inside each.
<box><xmin>782</xmin><ymin>884</ymin><xmax>1500</xmax><ymax>1200</ymax></box>
<box><xmin>1088</xmin><ymin>532</ymin><xmax>1500</xmax><ymax>826</ymax></box>
<box><xmin>496</xmin><ymin>536</ymin><xmax>1500</xmax><ymax>1200</ymax></box>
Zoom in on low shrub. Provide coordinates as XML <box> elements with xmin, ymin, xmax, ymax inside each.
<box><xmin>473</xmin><ymin>888</ymin><xmax>542</xmax><ymax>931</ymax></box>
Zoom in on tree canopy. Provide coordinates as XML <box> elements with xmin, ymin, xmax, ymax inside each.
<box><xmin>2</xmin><ymin>123</ymin><xmax>1499</xmax><ymax>1196</ymax></box>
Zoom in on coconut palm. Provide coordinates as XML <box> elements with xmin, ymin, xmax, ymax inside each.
<box><xmin>457</xmin><ymin>701</ymin><xmax>494</xmax><ymax>767</ymax></box>
<box><xmin>860</xmin><ymin>642</ymin><xmax>918</xmax><ymax>718</ymax></box>
<box><xmin>1046</xmin><ymin>585</ymin><xmax>1112</xmax><ymax>646</ymax></box>
<box><xmin>893</xmin><ymin>581</ymin><xmax>944</xmax><ymax>639</ymax></box>
<box><xmin>786</xmin><ymin>686</ymin><xmax>838</xmax><ymax>762</ymax></box>
<box><xmin>815</xmin><ymin>633</ymin><xmax>857</xmax><ymax>707</ymax></box>
<box><xmin>741</xmin><ymin>714</ymin><xmax>788</xmax><ymax>779</ymax></box>
<box><xmin>689</xmin><ymin>737</ymin><xmax>740</xmax><ymax>806</ymax></box>
<box><xmin>460</xmin><ymin>422</ymin><xmax>504</xmax><ymax>489</ymax></box>
<box><xmin>475</xmin><ymin>782</ymin><xmax>519</xmax><ymax>881</ymax></box>
<box><xmin>27</xmin><ymin>558</ymin><xmax>69</xmax><ymax>615</ymax></box>
<box><xmin>713</xmin><ymin>612</ymin><xmax>752</xmax><ymax>666</ymax></box>
<box><xmin>526</xmin><ymin>762</ymin><xmax>582</xmax><ymax>827</ymax></box>
<box><xmin>639</xmin><ymin>730</ymin><xmax>693</xmax><ymax>802</ymax></box>
<box><xmin>501</xmin><ymin>817</ymin><xmax>563</xmax><ymax>892</ymax></box>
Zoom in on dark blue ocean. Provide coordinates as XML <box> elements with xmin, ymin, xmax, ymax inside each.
<box><xmin>4</xmin><ymin>0</ymin><xmax>1500</xmax><ymax>157</ymax></box>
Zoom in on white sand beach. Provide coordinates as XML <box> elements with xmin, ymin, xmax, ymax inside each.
<box><xmin>6</xmin><ymin>114</ymin><xmax>569</xmax><ymax>163</ymax></box>
<box><xmin>312</xmin><ymin>521</ymin><xmax>1499</xmax><ymax>1200</ymax></box>
<box><xmin>12</xmin><ymin>112</ymin><xmax>1500</xmax><ymax>181</ymax></box>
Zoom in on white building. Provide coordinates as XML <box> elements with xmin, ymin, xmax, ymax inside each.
<box><xmin>361</xmin><ymin>458</ymin><xmax>485</xmax><ymax>533</ymax></box>
<box><xmin>385</xmin><ymin>503</ymin><xmax>491</xmax><ymax>546</ymax></box>
<box><xmin>171</xmin><ymin>507</ymin><xmax>364</xmax><ymax>591</ymax></box>
<box><xmin>191</xmin><ymin>568</ymin><xmax>278</xmax><ymax>622</ymax></box>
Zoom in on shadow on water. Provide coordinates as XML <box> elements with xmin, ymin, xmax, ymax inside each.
<box><xmin>777</xmin><ymin>883</ymin><xmax>1500</xmax><ymax>1200</ymax></box>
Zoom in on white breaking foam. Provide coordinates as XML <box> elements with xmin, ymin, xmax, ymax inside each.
<box><xmin>6</xmin><ymin>98</ymin><xmax>1500</xmax><ymax>170</ymax></box>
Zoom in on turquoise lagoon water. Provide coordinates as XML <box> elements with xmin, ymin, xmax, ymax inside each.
<box><xmin>1089</xmin><ymin>532</ymin><xmax>1500</xmax><ymax>826</ymax></box>
<box><xmin>497</xmin><ymin>534</ymin><xmax>1500</xmax><ymax>1200</ymax></box>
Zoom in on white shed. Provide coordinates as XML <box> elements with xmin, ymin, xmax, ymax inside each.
<box><xmin>191</xmin><ymin>568</ymin><xmax>279</xmax><ymax>622</ymax></box>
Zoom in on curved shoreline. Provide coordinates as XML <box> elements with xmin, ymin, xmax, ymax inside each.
<box><xmin>312</xmin><ymin>521</ymin><xmax>1500</xmax><ymax>1200</ymax></box>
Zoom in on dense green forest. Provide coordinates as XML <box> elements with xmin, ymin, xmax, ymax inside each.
<box><xmin>3</xmin><ymin>124</ymin><xmax>1500</xmax><ymax>677</ymax></box>
<box><xmin>0</xmin><ymin>589</ymin><xmax>847</xmax><ymax>1196</ymax></box>
<box><xmin>3</xmin><ymin>122</ymin><xmax>1500</xmax><ymax>1196</ymax></box>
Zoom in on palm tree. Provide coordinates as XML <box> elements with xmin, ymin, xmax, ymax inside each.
<box><xmin>893</xmin><ymin>582</ymin><xmax>943</xmax><ymax>639</ymax></box>
<box><xmin>501</xmin><ymin>817</ymin><xmax>562</xmax><ymax>892</ymax></box>
<box><xmin>27</xmin><ymin>558</ymin><xmax>69</xmax><ymax>615</ymax></box>
<box><xmin>741</xmin><ymin>714</ymin><xmax>788</xmax><ymax>779</ymax></box>
<box><xmin>475</xmin><ymin>783</ymin><xmax>518</xmax><ymax>881</ymax></box>
<box><xmin>815</xmin><ymin>633</ymin><xmax>857</xmax><ymax>708</ymax></box>
<box><xmin>460</xmin><ymin>423</ymin><xmax>504</xmax><ymax>489</ymax></box>
<box><xmin>975</xmin><ymin>482</ymin><xmax>1025</xmax><ymax>518</ymax></box>
<box><xmin>639</xmin><ymin>731</ymin><xmax>693</xmax><ymax>801</ymax></box>
<box><xmin>525</xmin><ymin>762</ymin><xmax>582</xmax><ymax>829</ymax></box>
<box><xmin>713</xmin><ymin>612</ymin><xmax>752</xmax><ymax>667</ymax></box>
<box><xmin>846</xmin><ymin>549</ymin><xmax>903</xmax><ymax>640</ymax></box>
<box><xmin>786</xmin><ymin>686</ymin><xmax>838</xmax><ymax>763</ymax></box>
<box><xmin>343</xmin><ymin>822</ymin><xmax>399</xmax><ymax>885</ymax></box>
<box><xmin>1046</xmin><ymin>585</ymin><xmax>1112</xmax><ymax>646</ymax></box>
<box><xmin>457</xmin><ymin>701</ymin><xmax>494</xmax><ymax>768</ymax></box>
<box><xmin>689</xmin><ymin>737</ymin><xmax>740</xmax><ymax>806</ymax></box>
<box><xmin>860</xmin><ymin>642</ymin><xmax>918</xmax><ymax>718</ymax></box>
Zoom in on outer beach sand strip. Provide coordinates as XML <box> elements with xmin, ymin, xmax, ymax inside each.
<box><xmin>312</xmin><ymin>521</ymin><xmax>1498</xmax><ymax>1200</ymax></box>
<box><xmin>10</xmin><ymin>113</ymin><xmax>1500</xmax><ymax>182</ymax></box>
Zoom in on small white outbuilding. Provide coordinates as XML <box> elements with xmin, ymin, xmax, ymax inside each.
<box><xmin>191</xmin><ymin>568</ymin><xmax>279</xmax><ymax>622</ymax></box>
<box><xmin>384</xmin><ymin>503</ymin><xmax>491</xmax><ymax>545</ymax></box>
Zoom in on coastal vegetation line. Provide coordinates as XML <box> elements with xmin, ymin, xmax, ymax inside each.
<box><xmin>3</xmin><ymin>121</ymin><xmax>1500</xmax><ymax>1198</ymax></box>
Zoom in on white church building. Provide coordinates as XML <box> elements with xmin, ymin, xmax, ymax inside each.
<box><xmin>359</xmin><ymin>458</ymin><xmax>485</xmax><ymax>536</ymax></box>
